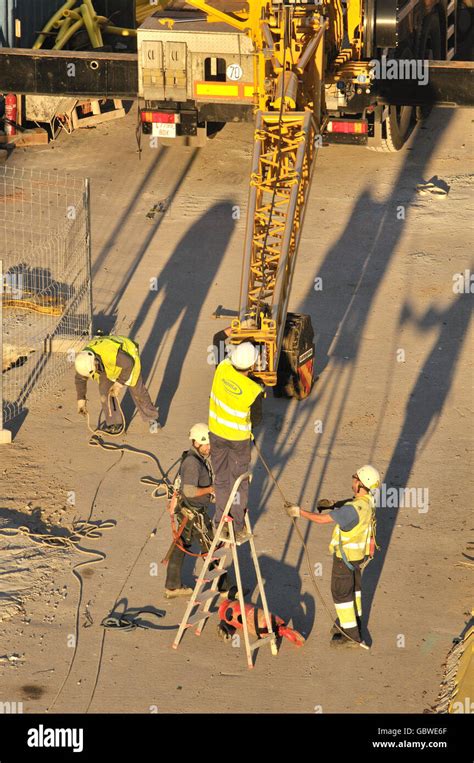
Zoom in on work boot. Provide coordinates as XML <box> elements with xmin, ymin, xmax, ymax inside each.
<box><xmin>164</xmin><ymin>587</ymin><xmax>193</xmax><ymax>599</ymax></box>
<box><xmin>102</xmin><ymin>424</ymin><xmax>123</xmax><ymax>435</ymax></box>
<box><xmin>235</xmin><ymin>529</ymin><xmax>251</xmax><ymax>544</ymax></box>
<box><xmin>330</xmin><ymin>620</ymin><xmax>341</xmax><ymax>638</ymax></box>
<box><xmin>330</xmin><ymin>632</ymin><xmax>361</xmax><ymax>649</ymax></box>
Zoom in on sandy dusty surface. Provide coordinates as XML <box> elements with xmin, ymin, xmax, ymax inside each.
<box><xmin>0</xmin><ymin>105</ymin><xmax>472</xmax><ymax>713</ymax></box>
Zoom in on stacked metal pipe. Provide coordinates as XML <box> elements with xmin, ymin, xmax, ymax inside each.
<box><xmin>33</xmin><ymin>0</ymin><xmax>137</xmax><ymax>50</ymax></box>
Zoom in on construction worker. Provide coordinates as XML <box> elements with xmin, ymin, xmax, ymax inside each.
<box><xmin>74</xmin><ymin>334</ymin><xmax>158</xmax><ymax>434</ymax></box>
<box><xmin>209</xmin><ymin>342</ymin><xmax>264</xmax><ymax>542</ymax></box>
<box><xmin>287</xmin><ymin>464</ymin><xmax>381</xmax><ymax>648</ymax></box>
<box><xmin>165</xmin><ymin>423</ymin><xmax>227</xmax><ymax>598</ymax></box>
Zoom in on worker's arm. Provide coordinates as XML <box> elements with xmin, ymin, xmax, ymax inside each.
<box><xmin>212</xmin><ymin>327</ymin><xmax>231</xmax><ymax>366</ymax></box>
<box><xmin>115</xmin><ymin>349</ymin><xmax>135</xmax><ymax>384</ymax></box>
<box><xmin>249</xmin><ymin>390</ymin><xmax>263</xmax><ymax>428</ymax></box>
<box><xmin>75</xmin><ymin>371</ymin><xmax>88</xmax><ymax>400</ymax></box>
<box><xmin>287</xmin><ymin>504</ymin><xmax>359</xmax><ymax>529</ymax></box>
<box><xmin>183</xmin><ymin>485</ymin><xmax>215</xmax><ymax>498</ymax></box>
<box><xmin>301</xmin><ymin>509</ymin><xmax>334</xmax><ymax>524</ymax></box>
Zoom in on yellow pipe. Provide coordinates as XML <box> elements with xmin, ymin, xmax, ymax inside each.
<box><xmin>33</xmin><ymin>0</ymin><xmax>78</xmax><ymax>49</ymax></box>
<box><xmin>182</xmin><ymin>0</ymin><xmax>248</xmax><ymax>32</ymax></box>
<box><xmin>83</xmin><ymin>0</ymin><xmax>101</xmax><ymax>25</ymax></box>
<box><xmin>63</xmin><ymin>9</ymin><xmax>82</xmax><ymax>20</ymax></box>
<box><xmin>53</xmin><ymin>17</ymin><xmax>84</xmax><ymax>50</ymax></box>
<box><xmin>102</xmin><ymin>26</ymin><xmax>137</xmax><ymax>37</ymax></box>
<box><xmin>80</xmin><ymin>3</ymin><xmax>103</xmax><ymax>48</ymax></box>
<box><xmin>82</xmin><ymin>0</ymin><xmax>104</xmax><ymax>46</ymax></box>
<box><xmin>56</xmin><ymin>16</ymin><xmax>73</xmax><ymax>43</ymax></box>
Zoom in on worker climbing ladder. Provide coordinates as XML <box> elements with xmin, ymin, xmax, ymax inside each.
<box><xmin>172</xmin><ymin>472</ymin><xmax>278</xmax><ymax>668</ymax></box>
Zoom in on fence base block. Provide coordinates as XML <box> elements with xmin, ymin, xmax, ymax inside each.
<box><xmin>0</xmin><ymin>428</ymin><xmax>12</xmax><ymax>444</ymax></box>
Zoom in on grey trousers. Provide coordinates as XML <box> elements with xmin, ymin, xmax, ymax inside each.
<box><xmin>209</xmin><ymin>432</ymin><xmax>251</xmax><ymax>532</ymax></box>
<box><xmin>99</xmin><ymin>373</ymin><xmax>158</xmax><ymax>425</ymax></box>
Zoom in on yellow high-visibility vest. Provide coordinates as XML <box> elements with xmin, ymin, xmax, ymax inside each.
<box><xmin>329</xmin><ymin>495</ymin><xmax>374</xmax><ymax>562</ymax></box>
<box><xmin>85</xmin><ymin>335</ymin><xmax>141</xmax><ymax>387</ymax></box>
<box><xmin>209</xmin><ymin>359</ymin><xmax>261</xmax><ymax>441</ymax></box>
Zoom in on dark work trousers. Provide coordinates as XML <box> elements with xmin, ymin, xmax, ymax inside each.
<box><xmin>99</xmin><ymin>373</ymin><xmax>158</xmax><ymax>426</ymax></box>
<box><xmin>165</xmin><ymin>517</ymin><xmax>228</xmax><ymax>592</ymax></box>
<box><xmin>330</xmin><ymin>555</ymin><xmax>363</xmax><ymax>642</ymax></box>
<box><xmin>209</xmin><ymin>432</ymin><xmax>251</xmax><ymax>532</ymax></box>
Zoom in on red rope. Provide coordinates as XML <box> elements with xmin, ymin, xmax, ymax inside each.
<box><xmin>169</xmin><ymin>502</ymin><xmax>208</xmax><ymax>559</ymax></box>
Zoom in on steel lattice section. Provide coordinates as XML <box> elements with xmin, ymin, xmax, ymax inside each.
<box><xmin>234</xmin><ymin>110</ymin><xmax>316</xmax><ymax>385</ymax></box>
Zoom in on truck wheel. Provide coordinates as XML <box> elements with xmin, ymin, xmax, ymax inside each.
<box><xmin>383</xmin><ymin>104</ymin><xmax>414</xmax><ymax>152</ymax></box>
<box><xmin>367</xmin><ymin>97</ymin><xmax>414</xmax><ymax>153</ymax></box>
<box><xmin>207</xmin><ymin>121</ymin><xmax>226</xmax><ymax>139</ymax></box>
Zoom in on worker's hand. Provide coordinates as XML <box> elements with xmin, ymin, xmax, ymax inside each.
<box><xmin>109</xmin><ymin>382</ymin><xmax>123</xmax><ymax>398</ymax></box>
<box><xmin>317</xmin><ymin>499</ymin><xmax>334</xmax><ymax>513</ymax></box>
<box><xmin>77</xmin><ymin>399</ymin><xmax>87</xmax><ymax>415</ymax></box>
<box><xmin>286</xmin><ymin>504</ymin><xmax>301</xmax><ymax>519</ymax></box>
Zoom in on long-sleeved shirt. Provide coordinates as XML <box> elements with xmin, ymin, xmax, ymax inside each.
<box><xmin>75</xmin><ymin>349</ymin><xmax>134</xmax><ymax>400</ymax></box>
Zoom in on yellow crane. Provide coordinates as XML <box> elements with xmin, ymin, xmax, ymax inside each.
<box><xmin>163</xmin><ymin>1</ymin><xmax>330</xmax><ymax>396</ymax></box>
<box><xmin>136</xmin><ymin>0</ymin><xmax>457</xmax><ymax>397</ymax></box>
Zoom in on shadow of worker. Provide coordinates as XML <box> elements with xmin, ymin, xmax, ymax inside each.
<box><xmin>126</xmin><ymin>201</ymin><xmax>237</xmax><ymax>426</ymax></box>
<box><xmin>257</xmin><ymin>553</ymin><xmax>316</xmax><ymax>639</ymax></box>
<box><xmin>362</xmin><ymin>292</ymin><xmax>472</xmax><ymax>642</ymax></box>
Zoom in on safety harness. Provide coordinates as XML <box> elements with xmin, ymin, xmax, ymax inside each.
<box><xmin>163</xmin><ymin>449</ymin><xmax>215</xmax><ymax>561</ymax></box>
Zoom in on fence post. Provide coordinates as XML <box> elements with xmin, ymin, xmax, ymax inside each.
<box><xmin>84</xmin><ymin>177</ymin><xmax>93</xmax><ymax>338</ymax></box>
<box><xmin>0</xmin><ymin>259</ymin><xmax>12</xmax><ymax>443</ymax></box>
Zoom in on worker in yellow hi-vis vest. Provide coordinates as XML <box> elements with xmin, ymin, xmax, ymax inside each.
<box><xmin>74</xmin><ymin>335</ymin><xmax>159</xmax><ymax>434</ymax></box>
<box><xmin>287</xmin><ymin>464</ymin><xmax>381</xmax><ymax>648</ymax></box>
<box><xmin>209</xmin><ymin>342</ymin><xmax>264</xmax><ymax>543</ymax></box>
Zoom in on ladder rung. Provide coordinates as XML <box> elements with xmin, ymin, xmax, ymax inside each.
<box><xmin>447</xmin><ymin>23</ymin><xmax>455</xmax><ymax>38</ymax></box>
<box><xmin>195</xmin><ymin>589</ymin><xmax>220</xmax><ymax>603</ymax></box>
<box><xmin>447</xmin><ymin>48</ymin><xmax>455</xmax><ymax>60</ymax></box>
<box><xmin>250</xmin><ymin>635</ymin><xmax>276</xmax><ymax>651</ymax></box>
<box><xmin>204</xmin><ymin>567</ymin><xmax>228</xmax><ymax>580</ymax></box>
<box><xmin>447</xmin><ymin>0</ymin><xmax>455</xmax><ymax>15</ymax></box>
<box><xmin>186</xmin><ymin>610</ymin><xmax>213</xmax><ymax>626</ymax></box>
<box><xmin>235</xmin><ymin>534</ymin><xmax>253</xmax><ymax>546</ymax></box>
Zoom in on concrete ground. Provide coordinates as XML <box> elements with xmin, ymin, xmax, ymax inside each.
<box><xmin>0</xmin><ymin>104</ymin><xmax>472</xmax><ymax>713</ymax></box>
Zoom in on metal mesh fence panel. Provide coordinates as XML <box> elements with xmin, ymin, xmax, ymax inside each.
<box><xmin>0</xmin><ymin>166</ymin><xmax>92</xmax><ymax>424</ymax></box>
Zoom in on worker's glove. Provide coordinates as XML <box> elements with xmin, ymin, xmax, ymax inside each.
<box><xmin>317</xmin><ymin>499</ymin><xmax>334</xmax><ymax>513</ymax></box>
<box><xmin>286</xmin><ymin>504</ymin><xmax>301</xmax><ymax>519</ymax></box>
<box><xmin>77</xmin><ymin>399</ymin><xmax>87</xmax><ymax>416</ymax></box>
<box><xmin>109</xmin><ymin>382</ymin><xmax>124</xmax><ymax>398</ymax></box>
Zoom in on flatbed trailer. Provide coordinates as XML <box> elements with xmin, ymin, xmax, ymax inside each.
<box><xmin>0</xmin><ymin>47</ymin><xmax>472</xmax><ymax>105</ymax></box>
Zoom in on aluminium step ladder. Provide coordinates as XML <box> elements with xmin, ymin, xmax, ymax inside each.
<box><xmin>172</xmin><ymin>471</ymin><xmax>278</xmax><ymax>668</ymax></box>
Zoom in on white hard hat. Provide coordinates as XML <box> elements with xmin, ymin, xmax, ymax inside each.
<box><xmin>189</xmin><ymin>422</ymin><xmax>210</xmax><ymax>445</ymax></box>
<box><xmin>75</xmin><ymin>350</ymin><xmax>96</xmax><ymax>377</ymax></box>
<box><xmin>355</xmin><ymin>465</ymin><xmax>381</xmax><ymax>493</ymax></box>
<box><xmin>230</xmin><ymin>342</ymin><xmax>258</xmax><ymax>370</ymax></box>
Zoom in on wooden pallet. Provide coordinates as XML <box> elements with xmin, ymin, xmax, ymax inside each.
<box><xmin>0</xmin><ymin>127</ymin><xmax>49</xmax><ymax>147</ymax></box>
<box><xmin>71</xmin><ymin>99</ymin><xmax>125</xmax><ymax>129</ymax></box>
